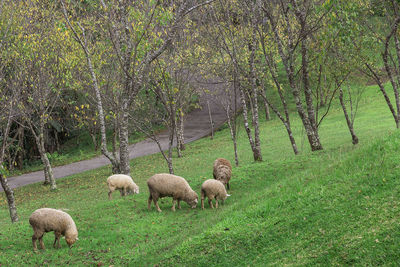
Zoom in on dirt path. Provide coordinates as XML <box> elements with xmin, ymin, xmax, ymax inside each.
<box><xmin>1</xmin><ymin>88</ymin><xmax>228</xmax><ymax>191</ymax></box>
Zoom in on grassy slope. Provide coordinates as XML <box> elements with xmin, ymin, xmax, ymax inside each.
<box><xmin>1</xmin><ymin>83</ymin><xmax>400</xmax><ymax>266</ymax></box>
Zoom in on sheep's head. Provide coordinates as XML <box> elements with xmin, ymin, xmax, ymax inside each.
<box><xmin>187</xmin><ymin>192</ymin><xmax>198</xmax><ymax>209</ymax></box>
<box><xmin>129</xmin><ymin>183</ymin><xmax>139</xmax><ymax>194</ymax></box>
<box><xmin>65</xmin><ymin>232</ymin><xmax>78</xmax><ymax>248</ymax></box>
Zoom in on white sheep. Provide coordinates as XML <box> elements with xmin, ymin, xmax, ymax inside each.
<box><xmin>201</xmin><ymin>179</ymin><xmax>230</xmax><ymax>209</ymax></box>
<box><xmin>29</xmin><ymin>208</ymin><xmax>78</xmax><ymax>250</ymax></box>
<box><xmin>213</xmin><ymin>158</ymin><xmax>232</xmax><ymax>189</ymax></box>
<box><xmin>107</xmin><ymin>174</ymin><xmax>139</xmax><ymax>200</ymax></box>
<box><xmin>147</xmin><ymin>173</ymin><xmax>198</xmax><ymax>212</ymax></box>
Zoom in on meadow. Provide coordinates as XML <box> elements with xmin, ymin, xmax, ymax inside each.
<box><xmin>1</xmin><ymin>83</ymin><xmax>400</xmax><ymax>266</ymax></box>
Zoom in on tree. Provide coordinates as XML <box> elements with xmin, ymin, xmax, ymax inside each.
<box><xmin>62</xmin><ymin>0</ymin><xmax>215</xmax><ymax>175</ymax></box>
<box><xmin>0</xmin><ymin>0</ymin><xmax>19</xmax><ymax>222</ymax></box>
<box><xmin>203</xmin><ymin>0</ymin><xmax>262</xmax><ymax>162</ymax></box>
<box><xmin>260</xmin><ymin>0</ymin><xmax>329</xmax><ymax>151</ymax></box>
<box><xmin>362</xmin><ymin>0</ymin><xmax>400</xmax><ymax>129</ymax></box>
<box><xmin>13</xmin><ymin>1</ymin><xmax>71</xmax><ymax>190</ymax></box>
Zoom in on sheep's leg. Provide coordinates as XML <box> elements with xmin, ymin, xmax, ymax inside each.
<box><xmin>215</xmin><ymin>199</ymin><xmax>219</xmax><ymax>209</ymax></box>
<box><xmin>177</xmin><ymin>200</ymin><xmax>181</xmax><ymax>209</ymax></box>
<box><xmin>32</xmin><ymin>230</ymin><xmax>44</xmax><ymax>251</ymax></box>
<box><xmin>201</xmin><ymin>190</ymin><xmax>205</xmax><ymax>210</ymax></box>
<box><xmin>122</xmin><ymin>188</ymin><xmax>127</xmax><ymax>197</ymax></box>
<box><xmin>208</xmin><ymin>199</ymin><xmax>214</xmax><ymax>209</ymax></box>
<box><xmin>108</xmin><ymin>190</ymin><xmax>113</xmax><ymax>200</ymax></box>
<box><xmin>39</xmin><ymin>235</ymin><xmax>45</xmax><ymax>250</ymax></box>
<box><xmin>152</xmin><ymin>195</ymin><xmax>162</xmax><ymax>212</ymax></box>
<box><xmin>148</xmin><ymin>195</ymin><xmax>153</xmax><ymax>210</ymax></box>
<box><xmin>119</xmin><ymin>189</ymin><xmax>123</xmax><ymax>196</ymax></box>
<box><xmin>171</xmin><ymin>199</ymin><xmax>176</xmax><ymax>211</ymax></box>
<box><xmin>53</xmin><ymin>232</ymin><xmax>61</xmax><ymax>248</ymax></box>
<box><xmin>32</xmin><ymin>235</ymin><xmax>38</xmax><ymax>251</ymax></box>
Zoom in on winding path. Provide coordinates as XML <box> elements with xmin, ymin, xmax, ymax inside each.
<box><xmin>1</xmin><ymin>88</ymin><xmax>228</xmax><ymax>191</ymax></box>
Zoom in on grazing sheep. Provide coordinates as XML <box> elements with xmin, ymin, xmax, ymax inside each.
<box><xmin>29</xmin><ymin>208</ymin><xmax>78</xmax><ymax>250</ymax></box>
<box><xmin>107</xmin><ymin>174</ymin><xmax>139</xmax><ymax>200</ymax></box>
<box><xmin>147</xmin><ymin>173</ymin><xmax>198</xmax><ymax>212</ymax></box>
<box><xmin>213</xmin><ymin>158</ymin><xmax>232</xmax><ymax>189</ymax></box>
<box><xmin>201</xmin><ymin>179</ymin><xmax>230</xmax><ymax>209</ymax></box>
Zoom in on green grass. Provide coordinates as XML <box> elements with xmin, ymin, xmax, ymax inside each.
<box><xmin>1</xmin><ymin>83</ymin><xmax>400</xmax><ymax>265</ymax></box>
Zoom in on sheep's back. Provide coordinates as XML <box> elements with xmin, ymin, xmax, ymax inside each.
<box><xmin>147</xmin><ymin>173</ymin><xmax>191</xmax><ymax>196</ymax></box>
<box><xmin>29</xmin><ymin>208</ymin><xmax>75</xmax><ymax>233</ymax></box>
<box><xmin>107</xmin><ymin>174</ymin><xmax>133</xmax><ymax>187</ymax></box>
<box><xmin>202</xmin><ymin>179</ymin><xmax>226</xmax><ymax>197</ymax></box>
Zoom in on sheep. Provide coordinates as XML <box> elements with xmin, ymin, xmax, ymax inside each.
<box><xmin>29</xmin><ymin>208</ymin><xmax>78</xmax><ymax>250</ymax></box>
<box><xmin>147</xmin><ymin>173</ymin><xmax>198</xmax><ymax>212</ymax></box>
<box><xmin>213</xmin><ymin>158</ymin><xmax>232</xmax><ymax>189</ymax></box>
<box><xmin>107</xmin><ymin>174</ymin><xmax>139</xmax><ymax>200</ymax></box>
<box><xmin>201</xmin><ymin>179</ymin><xmax>230</xmax><ymax>209</ymax></box>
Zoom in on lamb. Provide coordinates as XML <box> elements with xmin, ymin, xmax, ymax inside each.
<box><xmin>213</xmin><ymin>158</ymin><xmax>232</xmax><ymax>189</ymax></box>
<box><xmin>201</xmin><ymin>179</ymin><xmax>230</xmax><ymax>209</ymax></box>
<box><xmin>29</xmin><ymin>208</ymin><xmax>78</xmax><ymax>250</ymax></box>
<box><xmin>107</xmin><ymin>174</ymin><xmax>139</xmax><ymax>200</ymax></box>
<box><xmin>147</xmin><ymin>173</ymin><xmax>198</xmax><ymax>212</ymax></box>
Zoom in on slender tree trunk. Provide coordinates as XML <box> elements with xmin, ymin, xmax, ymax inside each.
<box><xmin>89</xmin><ymin>131</ymin><xmax>98</xmax><ymax>151</ymax></box>
<box><xmin>177</xmin><ymin>111</ymin><xmax>185</xmax><ymax>151</ymax></box>
<box><xmin>239</xmin><ymin>86</ymin><xmax>257</xmax><ymax>155</ymax></box>
<box><xmin>167</xmin><ymin>128</ymin><xmax>174</xmax><ymax>174</ymax></box>
<box><xmin>365</xmin><ymin>63</ymin><xmax>400</xmax><ymax>128</ymax></box>
<box><xmin>0</xmin><ymin>112</ymin><xmax>18</xmax><ymax>223</ymax></box>
<box><xmin>249</xmin><ymin>35</ymin><xmax>262</xmax><ymax>161</ymax></box>
<box><xmin>118</xmin><ymin>102</ymin><xmax>130</xmax><ymax>175</ymax></box>
<box><xmin>175</xmin><ymin>127</ymin><xmax>182</xmax><ymax>158</ymax></box>
<box><xmin>207</xmin><ymin>100</ymin><xmax>214</xmax><ymax>139</ymax></box>
<box><xmin>339</xmin><ymin>87</ymin><xmax>359</xmax><ymax>145</ymax></box>
<box><xmin>226</xmin><ymin>106</ymin><xmax>239</xmax><ymax>166</ymax></box>
<box><xmin>0</xmin><ymin>174</ymin><xmax>18</xmax><ymax>222</ymax></box>
<box><xmin>36</xmin><ymin>123</ymin><xmax>56</xmax><ymax>190</ymax></box>
<box><xmin>261</xmin><ymin>89</ymin><xmax>271</xmax><ymax>121</ymax></box>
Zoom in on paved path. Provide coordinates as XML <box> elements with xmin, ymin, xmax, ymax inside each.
<box><xmin>1</xmin><ymin>87</ymin><xmax>228</xmax><ymax>191</ymax></box>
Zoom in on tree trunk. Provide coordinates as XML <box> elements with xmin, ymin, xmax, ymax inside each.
<box><xmin>339</xmin><ymin>87</ymin><xmax>359</xmax><ymax>145</ymax></box>
<box><xmin>118</xmin><ymin>103</ymin><xmax>130</xmax><ymax>175</ymax></box>
<box><xmin>37</xmin><ymin>125</ymin><xmax>56</xmax><ymax>190</ymax></box>
<box><xmin>261</xmin><ymin>89</ymin><xmax>271</xmax><ymax>121</ymax></box>
<box><xmin>0</xmin><ymin>112</ymin><xmax>19</xmax><ymax>223</ymax></box>
<box><xmin>167</xmin><ymin>128</ymin><xmax>175</xmax><ymax>174</ymax></box>
<box><xmin>0</xmin><ymin>174</ymin><xmax>19</xmax><ymax>223</ymax></box>
<box><xmin>177</xmin><ymin>111</ymin><xmax>185</xmax><ymax>151</ymax></box>
<box><xmin>226</xmin><ymin>107</ymin><xmax>239</xmax><ymax>166</ymax></box>
<box><xmin>207</xmin><ymin>100</ymin><xmax>214</xmax><ymax>140</ymax></box>
<box><xmin>365</xmin><ymin>63</ymin><xmax>400</xmax><ymax>128</ymax></box>
<box><xmin>249</xmin><ymin>35</ymin><xmax>262</xmax><ymax>161</ymax></box>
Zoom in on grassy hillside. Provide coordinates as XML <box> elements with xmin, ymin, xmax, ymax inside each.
<box><xmin>1</xmin><ymin>83</ymin><xmax>400</xmax><ymax>266</ymax></box>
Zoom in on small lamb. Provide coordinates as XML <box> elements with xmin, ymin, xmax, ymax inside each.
<box><xmin>213</xmin><ymin>158</ymin><xmax>232</xmax><ymax>189</ymax></box>
<box><xmin>201</xmin><ymin>179</ymin><xmax>230</xmax><ymax>209</ymax></box>
<box><xmin>29</xmin><ymin>208</ymin><xmax>78</xmax><ymax>250</ymax></box>
<box><xmin>107</xmin><ymin>174</ymin><xmax>139</xmax><ymax>200</ymax></box>
<box><xmin>147</xmin><ymin>173</ymin><xmax>198</xmax><ymax>212</ymax></box>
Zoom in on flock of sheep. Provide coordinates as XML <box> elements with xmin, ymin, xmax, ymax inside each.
<box><xmin>28</xmin><ymin>158</ymin><xmax>232</xmax><ymax>250</ymax></box>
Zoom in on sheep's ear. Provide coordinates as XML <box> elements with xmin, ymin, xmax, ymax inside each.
<box><xmin>226</xmin><ymin>194</ymin><xmax>231</xmax><ymax>197</ymax></box>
